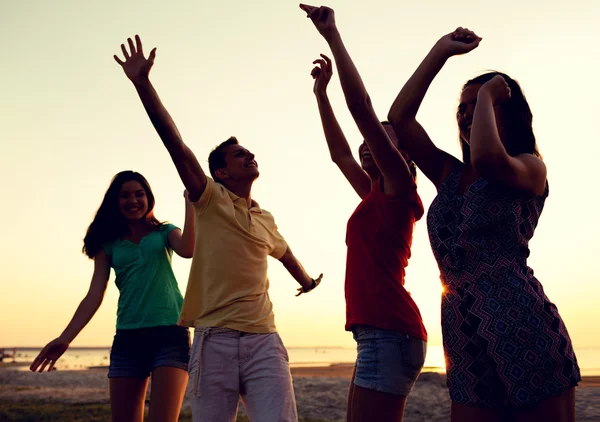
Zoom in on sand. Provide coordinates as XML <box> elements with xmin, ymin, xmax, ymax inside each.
<box><xmin>1</xmin><ymin>363</ymin><xmax>599</xmax><ymax>421</ymax></box>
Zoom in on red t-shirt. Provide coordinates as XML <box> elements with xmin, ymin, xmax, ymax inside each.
<box><xmin>344</xmin><ymin>180</ymin><xmax>427</xmax><ymax>341</ymax></box>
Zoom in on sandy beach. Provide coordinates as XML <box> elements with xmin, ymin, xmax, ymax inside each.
<box><xmin>1</xmin><ymin>363</ymin><xmax>599</xmax><ymax>421</ymax></box>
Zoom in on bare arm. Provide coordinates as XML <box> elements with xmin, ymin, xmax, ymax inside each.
<box><xmin>278</xmin><ymin>246</ymin><xmax>322</xmax><ymax>296</ymax></box>
<box><xmin>114</xmin><ymin>35</ymin><xmax>207</xmax><ymax>202</ymax></box>
<box><xmin>470</xmin><ymin>77</ymin><xmax>546</xmax><ymax>195</ymax></box>
<box><xmin>387</xmin><ymin>28</ymin><xmax>482</xmax><ymax>187</ymax></box>
<box><xmin>168</xmin><ymin>190</ymin><xmax>196</xmax><ymax>258</ymax></box>
<box><xmin>311</xmin><ymin>54</ymin><xmax>370</xmax><ymax>198</ymax></box>
<box><xmin>30</xmin><ymin>251</ymin><xmax>111</xmax><ymax>372</ymax></box>
<box><xmin>302</xmin><ymin>5</ymin><xmax>412</xmax><ymax>197</ymax></box>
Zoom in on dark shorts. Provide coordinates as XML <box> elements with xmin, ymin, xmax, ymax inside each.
<box><xmin>108</xmin><ymin>325</ymin><xmax>190</xmax><ymax>378</ymax></box>
<box><xmin>352</xmin><ymin>325</ymin><xmax>427</xmax><ymax>396</ymax></box>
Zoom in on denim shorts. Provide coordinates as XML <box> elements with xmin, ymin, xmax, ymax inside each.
<box><xmin>108</xmin><ymin>325</ymin><xmax>190</xmax><ymax>378</ymax></box>
<box><xmin>352</xmin><ymin>325</ymin><xmax>427</xmax><ymax>395</ymax></box>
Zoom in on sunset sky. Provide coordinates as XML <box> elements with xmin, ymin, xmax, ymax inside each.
<box><xmin>1</xmin><ymin>0</ymin><xmax>599</xmax><ymax>351</ymax></box>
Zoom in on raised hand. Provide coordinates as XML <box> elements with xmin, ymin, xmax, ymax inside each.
<box><xmin>311</xmin><ymin>54</ymin><xmax>333</xmax><ymax>95</ymax></box>
<box><xmin>299</xmin><ymin>4</ymin><xmax>337</xmax><ymax>41</ymax></box>
<box><xmin>113</xmin><ymin>34</ymin><xmax>156</xmax><ymax>83</ymax></box>
<box><xmin>30</xmin><ymin>337</ymin><xmax>70</xmax><ymax>372</ymax></box>
<box><xmin>481</xmin><ymin>75</ymin><xmax>511</xmax><ymax>105</ymax></box>
<box><xmin>434</xmin><ymin>27</ymin><xmax>482</xmax><ymax>58</ymax></box>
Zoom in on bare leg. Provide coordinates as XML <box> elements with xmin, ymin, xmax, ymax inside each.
<box><xmin>346</xmin><ymin>366</ymin><xmax>356</xmax><ymax>422</ymax></box>
<box><xmin>109</xmin><ymin>377</ymin><xmax>149</xmax><ymax>422</ymax></box>
<box><xmin>514</xmin><ymin>387</ymin><xmax>576</xmax><ymax>422</ymax></box>
<box><xmin>350</xmin><ymin>384</ymin><xmax>407</xmax><ymax>422</ymax></box>
<box><xmin>148</xmin><ymin>366</ymin><xmax>189</xmax><ymax>422</ymax></box>
<box><xmin>451</xmin><ymin>402</ymin><xmax>506</xmax><ymax>422</ymax></box>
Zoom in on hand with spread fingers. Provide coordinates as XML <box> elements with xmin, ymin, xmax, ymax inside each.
<box><xmin>434</xmin><ymin>27</ymin><xmax>482</xmax><ymax>58</ymax></box>
<box><xmin>29</xmin><ymin>337</ymin><xmax>70</xmax><ymax>372</ymax></box>
<box><xmin>113</xmin><ymin>34</ymin><xmax>157</xmax><ymax>84</ymax></box>
<box><xmin>299</xmin><ymin>4</ymin><xmax>337</xmax><ymax>41</ymax></box>
<box><xmin>296</xmin><ymin>273</ymin><xmax>323</xmax><ymax>297</ymax></box>
<box><xmin>311</xmin><ymin>53</ymin><xmax>333</xmax><ymax>96</ymax></box>
<box><xmin>480</xmin><ymin>74</ymin><xmax>511</xmax><ymax>105</ymax></box>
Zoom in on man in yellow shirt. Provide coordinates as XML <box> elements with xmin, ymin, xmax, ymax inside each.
<box><xmin>116</xmin><ymin>35</ymin><xmax>322</xmax><ymax>421</ymax></box>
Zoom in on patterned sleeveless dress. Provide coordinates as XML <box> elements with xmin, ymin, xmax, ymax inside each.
<box><xmin>427</xmin><ymin>164</ymin><xmax>580</xmax><ymax>408</ymax></box>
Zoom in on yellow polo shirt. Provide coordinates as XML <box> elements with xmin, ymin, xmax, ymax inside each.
<box><xmin>178</xmin><ymin>178</ymin><xmax>288</xmax><ymax>333</ymax></box>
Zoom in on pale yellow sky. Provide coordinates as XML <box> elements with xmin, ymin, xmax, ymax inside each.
<box><xmin>1</xmin><ymin>0</ymin><xmax>599</xmax><ymax>349</ymax></box>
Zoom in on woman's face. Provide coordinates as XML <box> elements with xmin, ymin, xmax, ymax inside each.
<box><xmin>458</xmin><ymin>83</ymin><xmax>506</xmax><ymax>146</ymax></box>
<box><xmin>118</xmin><ymin>180</ymin><xmax>149</xmax><ymax>221</ymax></box>
<box><xmin>457</xmin><ymin>84</ymin><xmax>481</xmax><ymax>145</ymax></box>
<box><xmin>359</xmin><ymin>124</ymin><xmax>410</xmax><ymax>173</ymax></box>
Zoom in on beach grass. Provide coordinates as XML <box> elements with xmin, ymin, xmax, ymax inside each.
<box><xmin>0</xmin><ymin>400</ymin><xmax>327</xmax><ymax>422</ymax></box>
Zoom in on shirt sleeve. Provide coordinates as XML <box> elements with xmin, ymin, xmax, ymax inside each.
<box><xmin>161</xmin><ymin>223</ymin><xmax>179</xmax><ymax>248</ymax></box>
<box><xmin>192</xmin><ymin>178</ymin><xmax>222</xmax><ymax>214</ymax></box>
<box><xmin>267</xmin><ymin>214</ymin><xmax>289</xmax><ymax>259</ymax></box>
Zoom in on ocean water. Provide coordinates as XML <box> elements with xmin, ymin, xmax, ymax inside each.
<box><xmin>5</xmin><ymin>345</ymin><xmax>599</xmax><ymax>376</ymax></box>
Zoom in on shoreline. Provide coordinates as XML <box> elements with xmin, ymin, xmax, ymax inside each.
<box><xmin>4</xmin><ymin>360</ymin><xmax>599</xmax><ymax>384</ymax></box>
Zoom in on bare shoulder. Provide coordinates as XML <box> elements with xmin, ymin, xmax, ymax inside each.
<box><xmin>516</xmin><ymin>153</ymin><xmax>546</xmax><ymax>170</ymax></box>
<box><xmin>516</xmin><ymin>153</ymin><xmax>547</xmax><ymax>195</ymax></box>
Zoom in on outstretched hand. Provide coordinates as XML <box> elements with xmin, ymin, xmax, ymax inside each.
<box><xmin>113</xmin><ymin>34</ymin><xmax>156</xmax><ymax>83</ymax></box>
<box><xmin>29</xmin><ymin>337</ymin><xmax>70</xmax><ymax>373</ymax></box>
<box><xmin>311</xmin><ymin>54</ymin><xmax>333</xmax><ymax>95</ymax></box>
<box><xmin>296</xmin><ymin>273</ymin><xmax>323</xmax><ymax>297</ymax></box>
<box><xmin>435</xmin><ymin>27</ymin><xmax>482</xmax><ymax>58</ymax></box>
<box><xmin>299</xmin><ymin>4</ymin><xmax>337</xmax><ymax>41</ymax></box>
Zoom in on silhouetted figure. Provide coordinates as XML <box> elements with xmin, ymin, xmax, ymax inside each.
<box><xmin>388</xmin><ymin>27</ymin><xmax>580</xmax><ymax>422</ymax></box>
<box><xmin>114</xmin><ymin>35</ymin><xmax>322</xmax><ymax>422</ymax></box>
<box><xmin>301</xmin><ymin>5</ymin><xmax>427</xmax><ymax>422</ymax></box>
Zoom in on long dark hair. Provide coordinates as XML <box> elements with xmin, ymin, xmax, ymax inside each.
<box><xmin>82</xmin><ymin>171</ymin><xmax>162</xmax><ymax>258</ymax></box>
<box><xmin>459</xmin><ymin>71</ymin><xmax>541</xmax><ymax>164</ymax></box>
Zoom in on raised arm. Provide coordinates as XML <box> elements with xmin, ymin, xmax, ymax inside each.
<box><xmin>470</xmin><ymin>75</ymin><xmax>547</xmax><ymax>195</ymax></box>
<box><xmin>278</xmin><ymin>246</ymin><xmax>323</xmax><ymax>297</ymax></box>
<box><xmin>114</xmin><ymin>35</ymin><xmax>207</xmax><ymax>202</ymax></box>
<box><xmin>311</xmin><ymin>54</ymin><xmax>370</xmax><ymax>198</ymax></box>
<box><xmin>168</xmin><ymin>189</ymin><xmax>196</xmax><ymax>258</ymax></box>
<box><xmin>387</xmin><ymin>28</ymin><xmax>481</xmax><ymax>188</ymax></box>
<box><xmin>30</xmin><ymin>251</ymin><xmax>110</xmax><ymax>372</ymax></box>
<box><xmin>301</xmin><ymin>5</ymin><xmax>412</xmax><ymax>197</ymax></box>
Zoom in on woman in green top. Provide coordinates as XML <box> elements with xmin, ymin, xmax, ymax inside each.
<box><xmin>30</xmin><ymin>170</ymin><xmax>195</xmax><ymax>422</ymax></box>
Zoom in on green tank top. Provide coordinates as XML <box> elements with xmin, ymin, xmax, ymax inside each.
<box><xmin>104</xmin><ymin>224</ymin><xmax>184</xmax><ymax>329</ymax></box>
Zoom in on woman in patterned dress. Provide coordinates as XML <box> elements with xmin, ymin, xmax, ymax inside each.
<box><xmin>387</xmin><ymin>27</ymin><xmax>580</xmax><ymax>421</ymax></box>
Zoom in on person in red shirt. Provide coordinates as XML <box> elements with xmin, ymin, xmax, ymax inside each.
<box><xmin>301</xmin><ymin>4</ymin><xmax>427</xmax><ymax>421</ymax></box>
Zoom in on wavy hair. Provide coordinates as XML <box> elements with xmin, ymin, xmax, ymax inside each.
<box><xmin>82</xmin><ymin>171</ymin><xmax>162</xmax><ymax>258</ymax></box>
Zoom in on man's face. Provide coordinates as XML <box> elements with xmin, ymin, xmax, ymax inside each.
<box><xmin>216</xmin><ymin>144</ymin><xmax>259</xmax><ymax>183</ymax></box>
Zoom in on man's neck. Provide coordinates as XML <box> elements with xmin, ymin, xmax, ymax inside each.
<box><xmin>225</xmin><ymin>181</ymin><xmax>254</xmax><ymax>208</ymax></box>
